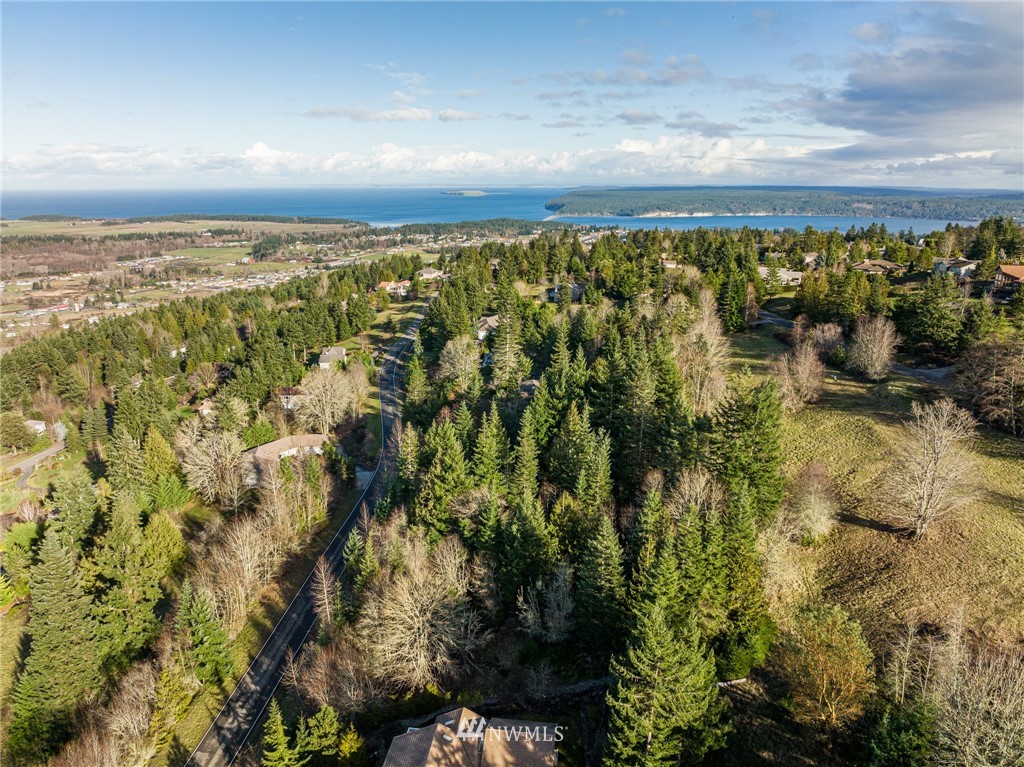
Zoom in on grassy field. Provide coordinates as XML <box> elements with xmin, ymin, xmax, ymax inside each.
<box><xmin>729</xmin><ymin>326</ymin><xmax>1024</xmax><ymax>645</ymax></box>
<box><xmin>720</xmin><ymin>327</ymin><xmax>1024</xmax><ymax>765</ymax></box>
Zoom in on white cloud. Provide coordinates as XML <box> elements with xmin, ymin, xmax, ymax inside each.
<box><xmin>304</xmin><ymin>105</ymin><xmax>432</xmax><ymax>122</ymax></box>
<box><xmin>391</xmin><ymin>90</ymin><xmax>417</xmax><ymax>104</ymax></box>
<box><xmin>438</xmin><ymin>109</ymin><xmax>483</xmax><ymax>122</ymax></box>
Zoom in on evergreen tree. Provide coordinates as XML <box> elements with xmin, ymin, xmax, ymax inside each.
<box><xmin>143</xmin><ymin>424</ymin><xmax>179</xmax><ymax>486</ymax></box>
<box><xmin>46</xmin><ymin>468</ymin><xmax>99</xmax><ymax>551</ymax></box>
<box><xmin>105</xmin><ymin>425</ymin><xmax>146</xmax><ymax>497</ymax></box>
<box><xmin>91</xmin><ymin>494</ymin><xmax>164</xmax><ymax>666</ymax></box>
<box><xmin>509</xmin><ymin>427</ymin><xmax>539</xmax><ymax>513</ymax></box>
<box><xmin>176</xmin><ymin>578</ymin><xmax>233</xmax><ymax>685</ymax></box>
<box><xmin>8</xmin><ymin>532</ymin><xmax>103</xmax><ymax>762</ymax></box>
<box><xmin>575</xmin><ymin>514</ymin><xmax>628</xmax><ymax>658</ymax></box>
<box><xmin>262</xmin><ymin>698</ymin><xmax>308</xmax><ymax>767</ymax></box>
<box><xmin>716</xmin><ymin>485</ymin><xmax>773</xmax><ymax>679</ymax></box>
<box><xmin>296</xmin><ymin>705</ymin><xmax>343</xmax><ymax>763</ymax></box>
<box><xmin>415</xmin><ymin>421</ymin><xmax>469</xmax><ymax>538</ymax></box>
<box><xmin>471</xmin><ymin>402</ymin><xmax>510</xmax><ymax>490</ymax></box>
<box><xmin>491</xmin><ymin>280</ymin><xmax>527</xmax><ymax>394</ymax></box>
<box><xmin>603</xmin><ymin>605</ymin><xmax>716</xmax><ymax>767</ymax></box>
<box><xmin>396</xmin><ymin>422</ymin><xmax>420</xmax><ymax>502</ymax></box>
<box><xmin>708</xmin><ymin>374</ymin><xmax>784</xmax><ymax>524</ymax></box>
<box><xmin>499</xmin><ymin>499</ymin><xmax>556</xmax><ymax>603</ymax></box>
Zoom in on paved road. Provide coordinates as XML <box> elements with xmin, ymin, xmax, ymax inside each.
<box><xmin>186</xmin><ymin>313</ymin><xmax>423</xmax><ymax>767</ymax></box>
<box><xmin>7</xmin><ymin>442</ymin><xmax>65</xmax><ymax>489</ymax></box>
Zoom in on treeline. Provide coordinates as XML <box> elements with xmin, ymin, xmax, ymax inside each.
<box><xmin>545</xmin><ymin>186</ymin><xmax>1024</xmax><ymax>220</ymax></box>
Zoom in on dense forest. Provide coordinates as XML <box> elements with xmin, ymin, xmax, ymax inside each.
<box><xmin>545</xmin><ymin>186</ymin><xmax>1024</xmax><ymax>220</ymax></box>
<box><xmin>1</xmin><ymin>220</ymin><xmax>1022</xmax><ymax>767</ymax></box>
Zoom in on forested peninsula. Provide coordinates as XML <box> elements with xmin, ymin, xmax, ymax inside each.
<box><xmin>545</xmin><ymin>186</ymin><xmax>1024</xmax><ymax>220</ymax></box>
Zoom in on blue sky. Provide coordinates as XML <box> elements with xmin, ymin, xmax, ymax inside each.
<box><xmin>2</xmin><ymin>1</ymin><xmax>1021</xmax><ymax>189</ymax></box>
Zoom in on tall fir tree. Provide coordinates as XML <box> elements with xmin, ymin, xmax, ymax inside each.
<box><xmin>262</xmin><ymin>698</ymin><xmax>308</xmax><ymax>767</ymax></box>
<box><xmin>708</xmin><ymin>374</ymin><xmax>784</xmax><ymax>525</ymax></box>
<box><xmin>472</xmin><ymin>402</ymin><xmax>510</xmax><ymax>490</ymax></box>
<box><xmin>716</xmin><ymin>484</ymin><xmax>773</xmax><ymax>679</ymax></box>
<box><xmin>491</xmin><ymin>280</ymin><xmax>527</xmax><ymax>395</ymax></box>
<box><xmin>90</xmin><ymin>493</ymin><xmax>164</xmax><ymax>667</ymax></box>
<box><xmin>8</xmin><ymin>532</ymin><xmax>103</xmax><ymax>762</ymax></box>
<box><xmin>575</xmin><ymin>514</ymin><xmax>628</xmax><ymax>659</ymax></box>
<box><xmin>603</xmin><ymin>605</ymin><xmax>717</xmax><ymax>767</ymax></box>
<box><xmin>415</xmin><ymin>421</ymin><xmax>469</xmax><ymax>539</ymax></box>
<box><xmin>105</xmin><ymin>425</ymin><xmax>146</xmax><ymax>497</ymax></box>
<box><xmin>46</xmin><ymin>468</ymin><xmax>99</xmax><ymax>551</ymax></box>
<box><xmin>176</xmin><ymin>577</ymin><xmax>233</xmax><ymax>685</ymax></box>
<box><xmin>143</xmin><ymin>424</ymin><xmax>179</xmax><ymax>486</ymax></box>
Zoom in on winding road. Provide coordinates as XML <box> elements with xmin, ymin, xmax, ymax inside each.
<box><xmin>186</xmin><ymin>312</ymin><xmax>423</xmax><ymax>767</ymax></box>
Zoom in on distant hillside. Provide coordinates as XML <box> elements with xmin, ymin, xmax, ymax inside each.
<box><xmin>545</xmin><ymin>186</ymin><xmax>1024</xmax><ymax>220</ymax></box>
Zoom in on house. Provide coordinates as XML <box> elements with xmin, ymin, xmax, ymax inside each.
<box><xmin>757</xmin><ymin>265</ymin><xmax>803</xmax><ymax>286</ymax></box>
<box><xmin>994</xmin><ymin>264</ymin><xmax>1024</xmax><ymax>287</ymax></box>
<box><xmin>196</xmin><ymin>399</ymin><xmax>215</xmax><ymax>417</ymax></box>
<box><xmin>276</xmin><ymin>386</ymin><xmax>304</xmax><ymax>410</ymax></box>
<box><xmin>476</xmin><ymin>314</ymin><xmax>500</xmax><ymax>341</ymax></box>
<box><xmin>660</xmin><ymin>258</ymin><xmax>680</xmax><ymax>269</ymax></box>
<box><xmin>852</xmin><ymin>259</ymin><xmax>905</xmax><ymax>276</ymax></box>
<box><xmin>802</xmin><ymin>252</ymin><xmax>819</xmax><ymax>268</ymax></box>
<box><xmin>378</xmin><ymin>280</ymin><xmax>412</xmax><ymax>298</ymax></box>
<box><xmin>933</xmin><ymin>258</ymin><xmax>979</xmax><ymax>281</ymax></box>
<box><xmin>170</xmin><ymin>345</ymin><xmax>188</xmax><ymax>359</ymax></box>
<box><xmin>546</xmin><ymin>283</ymin><xmax>584</xmax><ymax>302</ymax></box>
<box><xmin>418</xmin><ymin>267</ymin><xmax>448</xmax><ymax>281</ymax></box>
<box><xmin>381</xmin><ymin>707</ymin><xmax>559</xmax><ymax>767</ymax></box>
<box><xmin>241</xmin><ymin>434</ymin><xmax>331</xmax><ymax>486</ymax></box>
<box><xmin>519</xmin><ymin>379</ymin><xmax>541</xmax><ymax>398</ymax></box>
<box><xmin>318</xmin><ymin>345</ymin><xmax>347</xmax><ymax>369</ymax></box>
<box><xmin>23</xmin><ymin>420</ymin><xmax>47</xmax><ymax>435</ymax></box>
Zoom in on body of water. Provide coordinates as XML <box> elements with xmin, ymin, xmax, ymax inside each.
<box><xmin>0</xmin><ymin>187</ymin><xmax>973</xmax><ymax>233</ymax></box>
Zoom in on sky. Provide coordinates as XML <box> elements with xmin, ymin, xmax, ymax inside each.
<box><xmin>2</xmin><ymin>1</ymin><xmax>1022</xmax><ymax>190</ymax></box>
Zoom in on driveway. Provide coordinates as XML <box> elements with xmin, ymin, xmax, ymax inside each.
<box><xmin>6</xmin><ymin>442</ymin><xmax>65</xmax><ymax>489</ymax></box>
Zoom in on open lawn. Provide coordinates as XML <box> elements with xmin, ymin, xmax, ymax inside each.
<box><xmin>730</xmin><ymin>327</ymin><xmax>1024</xmax><ymax>644</ymax></box>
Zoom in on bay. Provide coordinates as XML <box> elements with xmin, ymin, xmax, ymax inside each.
<box><xmin>0</xmin><ymin>186</ymin><xmax>974</xmax><ymax>233</ymax></box>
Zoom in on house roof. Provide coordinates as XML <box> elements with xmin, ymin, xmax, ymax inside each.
<box><xmin>476</xmin><ymin>315</ymin><xmax>500</xmax><ymax>333</ymax></box>
<box><xmin>244</xmin><ymin>434</ymin><xmax>329</xmax><ymax>462</ymax></box>
<box><xmin>319</xmin><ymin>346</ymin><xmax>347</xmax><ymax>363</ymax></box>
<box><xmin>276</xmin><ymin>386</ymin><xmax>305</xmax><ymax>396</ymax></box>
<box><xmin>382</xmin><ymin>707</ymin><xmax>557</xmax><ymax>767</ymax></box>
<box><xmin>997</xmin><ymin>264</ymin><xmax>1024</xmax><ymax>281</ymax></box>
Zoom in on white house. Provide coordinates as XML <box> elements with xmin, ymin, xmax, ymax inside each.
<box><xmin>318</xmin><ymin>346</ymin><xmax>347</xmax><ymax>369</ymax></box>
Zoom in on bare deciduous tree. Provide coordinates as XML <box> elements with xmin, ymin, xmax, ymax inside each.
<box><xmin>786</xmin><ymin>461</ymin><xmax>839</xmax><ymax>542</ymax></box>
<box><xmin>847</xmin><ymin>315</ymin><xmax>899</xmax><ymax>382</ymax></box>
<box><xmin>296</xmin><ymin>363</ymin><xmax>367</xmax><ymax>434</ymax></box>
<box><xmin>886</xmin><ymin>399</ymin><xmax>977</xmax><ymax>538</ymax></box>
<box><xmin>811</xmin><ymin>322</ymin><xmax>845</xmax><ymax>362</ymax></box>
<box><xmin>437</xmin><ymin>335</ymin><xmax>481</xmax><ymax>393</ymax></box>
<box><xmin>773</xmin><ymin>341</ymin><xmax>825</xmax><ymax>411</ymax></box>
<box><xmin>958</xmin><ymin>338</ymin><xmax>1024</xmax><ymax>437</ymax></box>
<box><xmin>312</xmin><ymin>554</ymin><xmax>338</xmax><ymax>629</ymax></box>
<box><xmin>181</xmin><ymin>431</ymin><xmax>248</xmax><ymax>511</ymax></box>
<box><xmin>674</xmin><ymin>288</ymin><xmax>730</xmax><ymax>417</ymax></box>
<box><xmin>357</xmin><ymin>533</ymin><xmax>487</xmax><ymax>690</ymax></box>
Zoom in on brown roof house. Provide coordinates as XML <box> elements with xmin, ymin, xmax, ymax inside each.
<box><xmin>241</xmin><ymin>434</ymin><xmax>330</xmax><ymax>487</ymax></box>
<box><xmin>382</xmin><ymin>707</ymin><xmax>560</xmax><ymax>767</ymax></box>
<box><xmin>995</xmin><ymin>264</ymin><xmax>1024</xmax><ymax>287</ymax></box>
